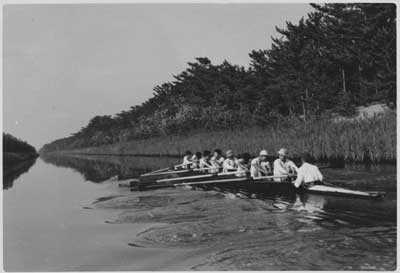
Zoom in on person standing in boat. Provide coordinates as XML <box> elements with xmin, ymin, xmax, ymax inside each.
<box><xmin>273</xmin><ymin>148</ymin><xmax>298</xmax><ymax>181</ymax></box>
<box><xmin>181</xmin><ymin>150</ymin><xmax>193</xmax><ymax>169</ymax></box>
<box><xmin>199</xmin><ymin>150</ymin><xmax>213</xmax><ymax>171</ymax></box>
<box><xmin>210</xmin><ymin>149</ymin><xmax>224</xmax><ymax>173</ymax></box>
<box><xmin>250</xmin><ymin>150</ymin><xmax>272</xmax><ymax>178</ymax></box>
<box><xmin>293</xmin><ymin>153</ymin><xmax>323</xmax><ymax>188</ymax></box>
<box><xmin>223</xmin><ymin>150</ymin><xmax>238</xmax><ymax>172</ymax></box>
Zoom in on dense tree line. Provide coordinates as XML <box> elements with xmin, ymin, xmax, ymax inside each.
<box><xmin>40</xmin><ymin>3</ymin><xmax>396</xmax><ymax>153</ymax></box>
<box><xmin>3</xmin><ymin>133</ymin><xmax>37</xmax><ymax>154</ymax></box>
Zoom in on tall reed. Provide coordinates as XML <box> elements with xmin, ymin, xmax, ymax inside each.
<box><xmin>66</xmin><ymin>111</ymin><xmax>396</xmax><ymax>163</ymax></box>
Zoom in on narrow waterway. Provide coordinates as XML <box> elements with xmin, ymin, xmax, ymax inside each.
<box><xmin>3</xmin><ymin>154</ymin><xmax>397</xmax><ymax>270</ymax></box>
<box><xmin>3</xmin><ymin>158</ymin><xmax>206</xmax><ymax>271</ymax></box>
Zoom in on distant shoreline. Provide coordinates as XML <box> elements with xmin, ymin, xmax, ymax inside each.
<box><xmin>4</xmin><ymin>152</ymin><xmax>39</xmax><ymax>169</ymax></box>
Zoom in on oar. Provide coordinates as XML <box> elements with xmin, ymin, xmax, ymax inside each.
<box><xmin>157</xmin><ymin>170</ymin><xmax>247</xmax><ymax>183</ymax></box>
<box><xmin>140</xmin><ymin>163</ymin><xmax>188</xmax><ymax>177</ymax></box>
<box><xmin>175</xmin><ymin>177</ymin><xmax>248</xmax><ymax>187</ymax></box>
<box><xmin>158</xmin><ymin>173</ymin><xmax>214</xmax><ymax>183</ymax></box>
<box><xmin>143</xmin><ymin>166</ymin><xmax>223</xmax><ymax>178</ymax></box>
<box><xmin>174</xmin><ymin>174</ymin><xmax>291</xmax><ymax>187</ymax></box>
<box><xmin>141</xmin><ymin>169</ymin><xmax>191</xmax><ymax>177</ymax></box>
<box><xmin>252</xmin><ymin>175</ymin><xmax>289</xmax><ymax>180</ymax></box>
<box><xmin>192</xmin><ymin>167</ymin><xmax>218</xmax><ymax>172</ymax></box>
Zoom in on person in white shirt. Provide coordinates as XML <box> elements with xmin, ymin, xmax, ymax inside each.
<box><xmin>235</xmin><ymin>153</ymin><xmax>251</xmax><ymax>177</ymax></box>
<box><xmin>273</xmin><ymin>148</ymin><xmax>298</xmax><ymax>181</ymax></box>
<box><xmin>223</xmin><ymin>150</ymin><xmax>238</xmax><ymax>172</ymax></box>
<box><xmin>191</xmin><ymin>152</ymin><xmax>202</xmax><ymax>169</ymax></box>
<box><xmin>199</xmin><ymin>150</ymin><xmax>213</xmax><ymax>170</ymax></box>
<box><xmin>250</xmin><ymin>150</ymin><xmax>272</xmax><ymax>178</ymax></box>
<box><xmin>293</xmin><ymin>153</ymin><xmax>323</xmax><ymax>188</ymax></box>
<box><xmin>182</xmin><ymin>150</ymin><xmax>193</xmax><ymax>169</ymax></box>
<box><xmin>210</xmin><ymin>149</ymin><xmax>225</xmax><ymax>173</ymax></box>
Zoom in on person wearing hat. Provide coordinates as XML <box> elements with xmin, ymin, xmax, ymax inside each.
<box><xmin>223</xmin><ymin>149</ymin><xmax>238</xmax><ymax>172</ymax></box>
<box><xmin>293</xmin><ymin>153</ymin><xmax>323</xmax><ymax>188</ymax></box>
<box><xmin>273</xmin><ymin>148</ymin><xmax>298</xmax><ymax>181</ymax></box>
<box><xmin>250</xmin><ymin>149</ymin><xmax>272</xmax><ymax>178</ymax></box>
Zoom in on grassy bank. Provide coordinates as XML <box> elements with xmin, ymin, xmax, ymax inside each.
<box><xmin>54</xmin><ymin>111</ymin><xmax>396</xmax><ymax>163</ymax></box>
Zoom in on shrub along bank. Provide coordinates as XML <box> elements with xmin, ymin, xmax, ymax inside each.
<box><xmin>3</xmin><ymin>133</ymin><xmax>38</xmax><ymax>169</ymax></box>
<box><xmin>56</xmin><ymin>111</ymin><xmax>396</xmax><ymax>164</ymax></box>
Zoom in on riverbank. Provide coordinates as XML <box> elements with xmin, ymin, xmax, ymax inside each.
<box><xmin>46</xmin><ymin>111</ymin><xmax>396</xmax><ymax>163</ymax></box>
<box><xmin>4</xmin><ymin>152</ymin><xmax>38</xmax><ymax>172</ymax></box>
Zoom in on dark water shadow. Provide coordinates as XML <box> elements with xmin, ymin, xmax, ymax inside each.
<box><xmin>40</xmin><ymin>153</ymin><xmax>179</xmax><ymax>183</ymax></box>
<box><xmin>3</xmin><ymin>158</ymin><xmax>37</xmax><ymax>190</ymax></box>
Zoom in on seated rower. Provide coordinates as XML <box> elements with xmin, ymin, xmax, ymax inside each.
<box><xmin>223</xmin><ymin>150</ymin><xmax>238</xmax><ymax>172</ymax></box>
<box><xmin>191</xmin><ymin>152</ymin><xmax>202</xmax><ymax>169</ymax></box>
<box><xmin>273</xmin><ymin>148</ymin><xmax>298</xmax><ymax>182</ymax></box>
<box><xmin>293</xmin><ymin>153</ymin><xmax>323</xmax><ymax>188</ymax></box>
<box><xmin>236</xmin><ymin>153</ymin><xmax>251</xmax><ymax>177</ymax></box>
<box><xmin>181</xmin><ymin>150</ymin><xmax>193</xmax><ymax>169</ymax></box>
<box><xmin>250</xmin><ymin>150</ymin><xmax>272</xmax><ymax>178</ymax></box>
<box><xmin>210</xmin><ymin>149</ymin><xmax>224</xmax><ymax>173</ymax></box>
<box><xmin>199</xmin><ymin>150</ymin><xmax>213</xmax><ymax>171</ymax></box>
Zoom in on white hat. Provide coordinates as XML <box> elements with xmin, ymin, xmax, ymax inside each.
<box><xmin>259</xmin><ymin>150</ymin><xmax>268</xmax><ymax>156</ymax></box>
<box><xmin>226</xmin><ymin>150</ymin><xmax>233</xmax><ymax>157</ymax></box>
<box><xmin>277</xmin><ymin>148</ymin><xmax>288</xmax><ymax>156</ymax></box>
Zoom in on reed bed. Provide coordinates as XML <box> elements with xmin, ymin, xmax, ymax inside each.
<box><xmin>68</xmin><ymin>111</ymin><xmax>396</xmax><ymax>163</ymax></box>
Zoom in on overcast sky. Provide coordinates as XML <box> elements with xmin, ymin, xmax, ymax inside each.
<box><xmin>4</xmin><ymin>3</ymin><xmax>313</xmax><ymax>149</ymax></box>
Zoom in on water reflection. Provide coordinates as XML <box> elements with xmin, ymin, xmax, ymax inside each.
<box><xmin>40</xmin><ymin>153</ymin><xmax>179</xmax><ymax>182</ymax></box>
<box><xmin>39</xmin><ymin>152</ymin><xmax>397</xmax><ymax>228</ymax></box>
<box><xmin>7</xmin><ymin>153</ymin><xmax>395</xmax><ymax>270</ymax></box>
<box><xmin>216</xmin><ymin>185</ymin><xmax>396</xmax><ymax>227</ymax></box>
<box><xmin>3</xmin><ymin>158</ymin><xmax>37</xmax><ymax>190</ymax></box>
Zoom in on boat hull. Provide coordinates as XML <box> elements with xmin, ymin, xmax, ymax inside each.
<box><xmin>129</xmin><ymin>172</ymin><xmax>384</xmax><ymax>200</ymax></box>
<box><xmin>201</xmin><ymin>180</ymin><xmax>384</xmax><ymax>200</ymax></box>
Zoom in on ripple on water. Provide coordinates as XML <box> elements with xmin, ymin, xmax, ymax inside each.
<box><xmin>92</xmin><ymin>181</ymin><xmax>396</xmax><ymax>271</ymax></box>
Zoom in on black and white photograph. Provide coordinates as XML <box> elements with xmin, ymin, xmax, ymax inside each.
<box><xmin>2</xmin><ymin>1</ymin><xmax>397</xmax><ymax>271</ymax></box>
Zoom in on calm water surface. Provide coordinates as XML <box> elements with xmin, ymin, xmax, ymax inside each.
<box><xmin>3</xmin><ymin>154</ymin><xmax>397</xmax><ymax>270</ymax></box>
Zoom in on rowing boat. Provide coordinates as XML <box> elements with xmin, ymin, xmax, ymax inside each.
<box><xmin>175</xmin><ymin>177</ymin><xmax>384</xmax><ymax>199</ymax></box>
<box><xmin>124</xmin><ymin>172</ymin><xmax>384</xmax><ymax>200</ymax></box>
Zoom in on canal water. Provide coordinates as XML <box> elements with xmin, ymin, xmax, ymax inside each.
<box><xmin>3</xmin><ymin>154</ymin><xmax>397</xmax><ymax>270</ymax></box>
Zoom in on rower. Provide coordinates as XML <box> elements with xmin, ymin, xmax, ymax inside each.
<box><xmin>223</xmin><ymin>150</ymin><xmax>238</xmax><ymax>172</ymax></box>
<box><xmin>210</xmin><ymin>149</ymin><xmax>224</xmax><ymax>173</ymax></box>
<box><xmin>199</xmin><ymin>150</ymin><xmax>213</xmax><ymax>171</ymax></box>
<box><xmin>273</xmin><ymin>148</ymin><xmax>298</xmax><ymax>181</ymax></box>
<box><xmin>250</xmin><ymin>150</ymin><xmax>272</xmax><ymax>178</ymax></box>
<box><xmin>293</xmin><ymin>153</ymin><xmax>323</xmax><ymax>188</ymax></box>
<box><xmin>191</xmin><ymin>152</ymin><xmax>202</xmax><ymax>169</ymax></box>
<box><xmin>181</xmin><ymin>150</ymin><xmax>193</xmax><ymax>169</ymax></box>
<box><xmin>236</xmin><ymin>153</ymin><xmax>251</xmax><ymax>177</ymax></box>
